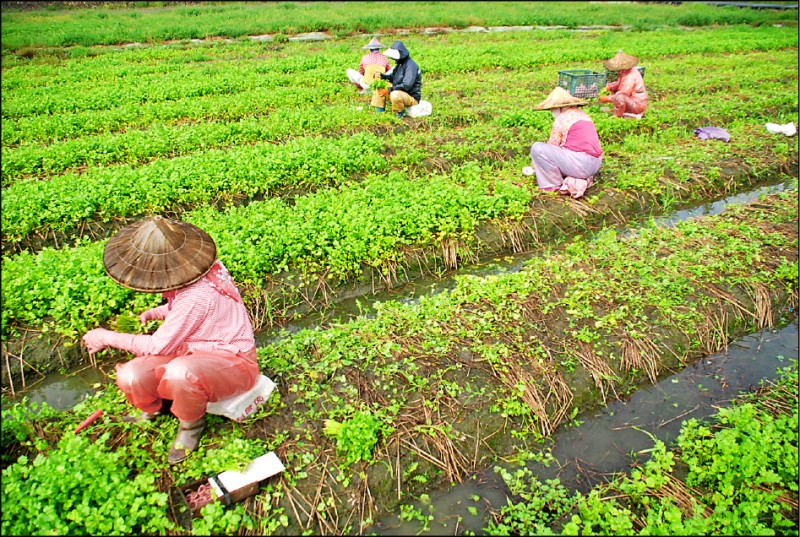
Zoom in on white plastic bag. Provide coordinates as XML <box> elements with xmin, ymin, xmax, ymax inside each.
<box><xmin>206</xmin><ymin>374</ymin><xmax>276</xmax><ymax>421</ymax></box>
<box><xmin>765</xmin><ymin>122</ymin><xmax>796</xmax><ymax>137</ymax></box>
<box><xmin>407</xmin><ymin>100</ymin><xmax>432</xmax><ymax>118</ymax></box>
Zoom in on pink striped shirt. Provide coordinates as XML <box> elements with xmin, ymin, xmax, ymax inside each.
<box><xmin>116</xmin><ymin>268</ymin><xmax>256</xmax><ymax>357</ymax></box>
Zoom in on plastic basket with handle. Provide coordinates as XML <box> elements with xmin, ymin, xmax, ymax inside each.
<box><xmin>557</xmin><ymin>69</ymin><xmax>606</xmax><ymax>99</ymax></box>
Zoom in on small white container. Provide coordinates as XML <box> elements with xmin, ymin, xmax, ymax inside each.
<box><xmin>206</xmin><ymin>374</ymin><xmax>276</xmax><ymax>421</ymax></box>
<box><xmin>209</xmin><ymin>452</ymin><xmax>286</xmax><ymax>505</ymax></box>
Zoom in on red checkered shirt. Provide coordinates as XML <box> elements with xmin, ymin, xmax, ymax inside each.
<box><xmin>359</xmin><ymin>51</ymin><xmax>391</xmax><ymax>75</ymax></box>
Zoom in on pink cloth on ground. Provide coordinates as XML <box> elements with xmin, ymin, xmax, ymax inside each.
<box><xmin>559</xmin><ymin>176</ymin><xmax>593</xmax><ymax>198</ymax></box>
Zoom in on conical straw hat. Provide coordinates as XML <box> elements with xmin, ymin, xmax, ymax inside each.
<box><xmin>603</xmin><ymin>50</ymin><xmax>639</xmax><ymax>71</ymax></box>
<box><xmin>362</xmin><ymin>37</ymin><xmax>386</xmax><ymax>50</ymax></box>
<box><xmin>103</xmin><ymin>216</ymin><xmax>217</xmax><ymax>293</ymax></box>
<box><xmin>533</xmin><ymin>87</ymin><xmax>588</xmax><ymax>111</ymax></box>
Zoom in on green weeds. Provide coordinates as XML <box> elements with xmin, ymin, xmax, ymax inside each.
<box><xmin>485</xmin><ymin>361</ymin><xmax>799</xmax><ymax>535</ymax></box>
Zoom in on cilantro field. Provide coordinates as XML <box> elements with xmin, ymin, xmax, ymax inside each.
<box><xmin>1</xmin><ymin>2</ymin><xmax>798</xmax><ymax>535</ymax></box>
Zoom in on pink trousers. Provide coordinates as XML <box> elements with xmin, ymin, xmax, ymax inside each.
<box><xmin>530</xmin><ymin>142</ymin><xmax>602</xmax><ymax>191</ymax></box>
<box><xmin>612</xmin><ymin>93</ymin><xmax>647</xmax><ymax>117</ymax></box>
<box><xmin>115</xmin><ymin>347</ymin><xmax>260</xmax><ymax>422</ymax></box>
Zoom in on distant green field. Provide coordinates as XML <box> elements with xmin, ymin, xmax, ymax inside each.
<box><xmin>1</xmin><ymin>0</ymin><xmax>797</xmax><ymax>51</ymax></box>
<box><xmin>1</xmin><ymin>3</ymin><xmax>798</xmax><ymax>536</ymax></box>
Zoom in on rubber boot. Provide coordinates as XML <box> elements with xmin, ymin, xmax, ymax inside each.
<box><xmin>374</xmin><ymin>107</ymin><xmax>385</xmax><ymax>113</ymax></box>
<box><xmin>168</xmin><ymin>416</ymin><xmax>206</xmax><ymax>464</ymax></box>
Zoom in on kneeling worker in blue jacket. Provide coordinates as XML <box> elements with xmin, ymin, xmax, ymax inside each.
<box><xmin>380</xmin><ymin>41</ymin><xmax>422</xmax><ymax>118</ymax></box>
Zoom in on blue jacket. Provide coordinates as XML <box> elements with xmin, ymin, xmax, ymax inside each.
<box><xmin>381</xmin><ymin>41</ymin><xmax>422</xmax><ymax>102</ymax></box>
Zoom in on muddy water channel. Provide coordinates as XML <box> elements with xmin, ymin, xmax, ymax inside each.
<box><xmin>371</xmin><ymin>317</ymin><xmax>798</xmax><ymax>534</ymax></box>
<box><xmin>7</xmin><ymin>179</ymin><xmax>797</xmax><ymax>534</ymax></box>
<box><xmin>15</xmin><ymin>178</ymin><xmax>793</xmax><ymax>410</ymax></box>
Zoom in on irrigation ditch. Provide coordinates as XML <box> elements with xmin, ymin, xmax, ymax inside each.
<box><xmin>228</xmin><ymin>187</ymin><xmax>799</xmax><ymax>535</ymax></box>
<box><xmin>5</xmin><ymin>180</ymin><xmax>797</xmax><ymax>534</ymax></box>
<box><xmin>2</xmin><ymin>155</ymin><xmax>795</xmax><ymax>393</ymax></box>
<box><xmin>370</xmin><ymin>317</ymin><xmax>799</xmax><ymax>535</ymax></box>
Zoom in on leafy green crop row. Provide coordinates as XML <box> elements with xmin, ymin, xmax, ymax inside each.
<box><xmin>2</xmin><ymin>115</ymin><xmax>794</xmax><ymax>340</ymax></box>
<box><xmin>1</xmin><ymin>163</ymin><xmax>531</xmax><ymax>340</ymax></box>
<box><xmin>1</xmin><ymin>25</ymin><xmax>794</xmax><ymax>182</ymax></box>
<box><xmin>2</xmin><ymin>132</ymin><xmax>385</xmax><ymax>245</ymax></box>
<box><xmin>2</xmin><ymin>47</ymin><xmax>795</xmax><ymax>243</ymax></box>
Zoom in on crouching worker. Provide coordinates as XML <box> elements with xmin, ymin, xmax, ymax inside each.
<box><xmin>82</xmin><ymin>216</ymin><xmax>261</xmax><ymax>464</ymax></box>
<box><xmin>599</xmin><ymin>50</ymin><xmax>647</xmax><ymax>119</ymax></box>
<box><xmin>346</xmin><ymin>37</ymin><xmax>392</xmax><ymax>111</ymax></box>
<box><xmin>380</xmin><ymin>40</ymin><xmax>422</xmax><ymax>118</ymax></box>
<box><xmin>524</xmin><ymin>87</ymin><xmax>602</xmax><ymax>199</ymax></box>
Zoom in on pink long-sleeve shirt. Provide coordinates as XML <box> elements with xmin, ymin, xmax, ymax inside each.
<box><xmin>547</xmin><ymin>107</ymin><xmax>603</xmax><ymax>158</ymax></box>
<box><xmin>606</xmin><ymin>67</ymin><xmax>647</xmax><ymax>109</ymax></box>
<box><xmin>113</xmin><ymin>269</ymin><xmax>256</xmax><ymax>358</ymax></box>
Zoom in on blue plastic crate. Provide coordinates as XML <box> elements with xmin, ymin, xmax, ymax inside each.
<box><xmin>557</xmin><ymin>69</ymin><xmax>606</xmax><ymax>99</ymax></box>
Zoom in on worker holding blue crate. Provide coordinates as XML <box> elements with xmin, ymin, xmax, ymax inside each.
<box><xmin>599</xmin><ymin>50</ymin><xmax>648</xmax><ymax>119</ymax></box>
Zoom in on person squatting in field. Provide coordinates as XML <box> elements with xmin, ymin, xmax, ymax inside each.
<box><xmin>599</xmin><ymin>50</ymin><xmax>648</xmax><ymax>119</ymax></box>
<box><xmin>379</xmin><ymin>40</ymin><xmax>423</xmax><ymax>118</ymax></box>
<box><xmin>522</xmin><ymin>87</ymin><xmax>603</xmax><ymax>199</ymax></box>
<box><xmin>81</xmin><ymin>216</ymin><xmax>261</xmax><ymax>464</ymax></box>
<box><xmin>345</xmin><ymin>36</ymin><xmax>392</xmax><ymax>112</ymax></box>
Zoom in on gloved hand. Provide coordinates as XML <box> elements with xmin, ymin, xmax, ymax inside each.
<box><xmin>82</xmin><ymin>328</ymin><xmax>130</xmax><ymax>355</ymax></box>
<box><xmin>377</xmin><ymin>88</ymin><xmax>390</xmax><ymax>97</ymax></box>
<box><xmin>598</xmin><ymin>94</ymin><xmax>613</xmax><ymax>104</ymax></box>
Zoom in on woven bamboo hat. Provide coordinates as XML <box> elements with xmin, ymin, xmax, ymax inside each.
<box><xmin>603</xmin><ymin>50</ymin><xmax>639</xmax><ymax>71</ymax></box>
<box><xmin>362</xmin><ymin>37</ymin><xmax>386</xmax><ymax>50</ymax></box>
<box><xmin>103</xmin><ymin>216</ymin><xmax>217</xmax><ymax>293</ymax></box>
<box><xmin>533</xmin><ymin>87</ymin><xmax>588</xmax><ymax>111</ymax></box>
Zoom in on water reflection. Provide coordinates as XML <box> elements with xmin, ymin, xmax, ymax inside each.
<box><xmin>371</xmin><ymin>318</ymin><xmax>799</xmax><ymax>535</ymax></box>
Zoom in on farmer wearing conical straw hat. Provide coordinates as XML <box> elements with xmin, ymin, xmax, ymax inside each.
<box><xmin>346</xmin><ymin>36</ymin><xmax>392</xmax><ymax>111</ymax></box>
<box><xmin>81</xmin><ymin>216</ymin><xmax>261</xmax><ymax>464</ymax></box>
<box><xmin>599</xmin><ymin>50</ymin><xmax>648</xmax><ymax>119</ymax></box>
<box><xmin>521</xmin><ymin>87</ymin><xmax>603</xmax><ymax>199</ymax></box>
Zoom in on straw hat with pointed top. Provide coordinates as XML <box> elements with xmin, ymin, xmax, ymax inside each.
<box><xmin>533</xmin><ymin>87</ymin><xmax>589</xmax><ymax>111</ymax></box>
<box><xmin>103</xmin><ymin>216</ymin><xmax>217</xmax><ymax>293</ymax></box>
<box><xmin>362</xmin><ymin>37</ymin><xmax>386</xmax><ymax>50</ymax></box>
<box><xmin>603</xmin><ymin>50</ymin><xmax>639</xmax><ymax>71</ymax></box>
